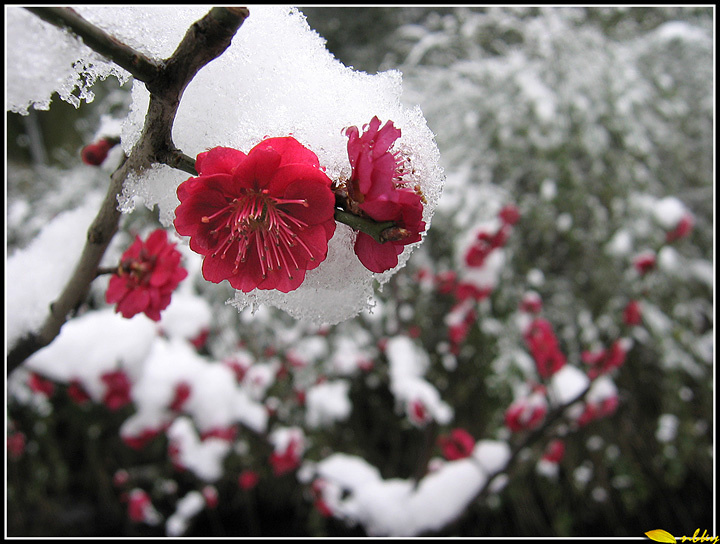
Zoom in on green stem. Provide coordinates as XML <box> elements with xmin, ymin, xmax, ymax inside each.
<box><xmin>334</xmin><ymin>209</ymin><xmax>395</xmax><ymax>244</ymax></box>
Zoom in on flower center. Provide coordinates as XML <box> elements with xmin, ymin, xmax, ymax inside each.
<box><xmin>202</xmin><ymin>191</ymin><xmax>312</xmax><ymax>279</ymax></box>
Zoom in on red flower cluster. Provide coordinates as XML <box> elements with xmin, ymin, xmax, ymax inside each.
<box><xmin>126</xmin><ymin>488</ymin><xmax>157</xmax><ymax>524</ymax></box>
<box><xmin>541</xmin><ymin>439</ymin><xmax>566</xmax><ymax>464</ymax></box>
<box><xmin>504</xmin><ymin>389</ymin><xmax>548</xmax><ymax>432</ymax></box>
<box><xmin>238</xmin><ymin>469</ymin><xmax>260</xmax><ymax>490</ymax></box>
<box><xmin>174</xmin><ymin>140</ymin><xmax>336</xmax><ymax>293</ymax></box>
<box><xmin>523</xmin><ymin>318</ymin><xmax>567</xmax><ymax>380</ymax></box>
<box><xmin>576</xmin><ymin>395</ymin><xmax>619</xmax><ymax>427</ymax></box>
<box><xmin>666</xmin><ymin>213</ymin><xmax>694</xmax><ymax>243</ymax></box>
<box><xmin>344</xmin><ymin>117</ymin><xmax>426</xmax><ymax>273</ymax></box>
<box><xmin>437</xmin><ymin>428</ymin><xmax>475</xmax><ymax>461</ymax></box>
<box><xmin>269</xmin><ymin>434</ymin><xmax>304</xmax><ymax>476</ymax></box>
<box><xmin>633</xmin><ymin>251</ymin><xmax>656</xmax><ymax>276</ymax></box>
<box><xmin>581</xmin><ymin>339</ymin><xmax>630</xmax><ymax>379</ymax></box>
<box><xmin>106</xmin><ymin>229</ymin><xmax>187</xmax><ymax>321</ymax></box>
<box><xmin>623</xmin><ymin>299</ymin><xmax>642</xmax><ymax>326</ymax></box>
<box><xmin>28</xmin><ymin>372</ymin><xmax>55</xmax><ymax>397</ymax></box>
<box><xmin>101</xmin><ymin>369</ymin><xmax>132</xmax><ymax>411</ymax></box>
<box><xmin>407</xmin><ymin>398</ymin><xmax>432</xmax><ymax>427</ymax></box>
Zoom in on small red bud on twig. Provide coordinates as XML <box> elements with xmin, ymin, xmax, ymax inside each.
<box><xmin>81</xmin><ymin>137</ymin><xmax>119</xmax><ymax>166</ymax></box>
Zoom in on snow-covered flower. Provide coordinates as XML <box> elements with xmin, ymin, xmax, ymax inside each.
<box><xmin>106</xmin><ymin>229</ymin><xmax>188</xmax><ymax>321</ymax></box>
<box><xmin>100</xmin><ymin>369</ymin><xmax>132</xmax><ymax>411</ymax></box>
<box><xmin>126</xmin><ymin>488</ymin><xmax>161</xmax><ymax>525</ymax></box>
<box><xmin>504</xmin><ymin>389</ymin><xmax>548</xmax><ymax>432</ymax></box>
<box><xmin>269</xmin><ymin>427</ymin><xmax>305</xmax><ymax>476</ymax></box>
<box><xmin>437</xmin><ymin>428</ymin><xmax>475</xmax><ymax>461</ymax></box>
<box><xmin>343</xmin><ymin>116</ymin><xmax>426</xmax><ymax>273</ymax></box>
<box><xmin>632</xmin><ymin>251</ymin><xmax>656</xmax><ymax>276</ymax></box>
<box><xmin>581</xmin><ymin>338</ymin><xmax>631</xmax><ymax>379</ymax></box>
<box><xmin>523</xmin><ymin>318</ymin><xmax>566</xmax><ymax>379</ymax></box>
<box><xmin>174</xmin><ymin>140</ymin><xmax>336</xmax><ymax>293</ymax></box>
<box><xmin>622</xmin><ymin>300</ymin><xmax>642</xmax><ymax>326</ymax></box>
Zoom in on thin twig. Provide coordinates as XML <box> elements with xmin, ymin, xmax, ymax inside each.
<box><xmin>23</xmin><ymin>7</ymin><xmax>162</xmax><ymax>84</ymax></box>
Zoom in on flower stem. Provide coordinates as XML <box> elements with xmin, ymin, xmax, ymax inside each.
<box><xmin>334</xmin><ymin>209</ymin><xmax>396</xmax><ymax>244</ymax></box>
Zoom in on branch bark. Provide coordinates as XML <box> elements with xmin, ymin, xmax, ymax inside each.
<box><xmin>7</xmin><ymin>7</ymin><xmax>250</xmax><ymax>374</ymax></box>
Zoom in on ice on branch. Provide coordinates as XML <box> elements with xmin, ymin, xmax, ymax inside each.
<box><xmin>5</xmin><ymin>7</ymin><xmax>131</xmax><ymax>114</ymax></box>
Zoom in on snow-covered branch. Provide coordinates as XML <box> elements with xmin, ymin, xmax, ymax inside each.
<box><xmin>7</xmin><ymin>7</ymin><xmax>250</xmax><ymax>373</ymax></box>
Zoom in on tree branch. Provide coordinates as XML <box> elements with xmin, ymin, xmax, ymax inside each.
<box><xmin>7</xmin><ymin>7</ymin><xmax>250</xmax><ymax>374</ymax></box>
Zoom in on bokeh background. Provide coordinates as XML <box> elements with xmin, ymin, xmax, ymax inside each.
<box><xmin>6</xmin><ymin>6</ymin><xmax>715</xmax><ymax>537</ymax></box>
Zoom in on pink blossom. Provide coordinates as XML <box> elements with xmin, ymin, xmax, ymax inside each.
<box><xmin>28</xmin><ymin>372</ymin><xmax>54</xmax><ymax>397</ymax></box>
<box><xmin>200</xmin><ymin>426</ymin><xmax>237</xmax><ymax>442</ymax></box>
<box><xmin>174</xmin><ymin>140</ymin><xmax>336</xmax><ymax>293</ymax></box>
<box><xmin>576</xmin><ymin>396</ymin><xmax>619</xmax><ymax>427</ymax></box>
<box><xmin>81</xmin><ymin>137</ymin><xmax>117</xmax><ymax>166</ymax></box>
<box><xmin>202</xmin><ymin>485</ymin><xmax>219</xmax><ymax>508</ymax></box>
<box><xmin>505</xmin><ymin>392</ymin><xmax>548</xmax><ymax>432</ymax></box>
<box><xmin>269</xmin><ymin>436</ymin><xmax>303</xmax><ymax>476</ymax></box>
<box><xmin>127</xmin><ymin>488</ymin><xmax>157</xmax><ymax>524</ymax></box>
<box><xmin>581</xmin><ymin>339</ymin><xmax>629</xmax><ymax>379</ymax></box>
<box><xmin>113</xmin><ymin>469</ymin><xmax>130</xmax><ymax>487</ymax></box>
<box><xmin>666</xmin><ymin>213</ymin><xmax>695</xmax><ymax>242</ymax></box>
<box><xmin>523</xmin><ymin>318</ymin><xmax>566</xmax><ymax>379</ymax></box>
<box><xmin>344</xmin><ymin>117</ymin><xmax>426</xmax><ymax>273</ymax></box>
<box><xmin>542</xmin><ymin>439</ymin><xmax>566</xmax><ymax>464</ymax></box>
<box><xmin>238</xmin><ymin>469</ymin><xmax>260</xmax><ymax>490</ymax></box>
<box><xmin>408</xmin><ymin>399</ymin><xmax>431</xmax><ymax>426</ymax></box>
<box><xmin>519</xmin><ymin>292</ymin><xmax>543</xmax><ymax>314</ymax></box>
<box><xmin>101</xmin><ymin>370</ymin><xmax>132</xmax><ymax>411</ymax></box>
<box><xmin>7</xmin><ymin>431</ymin><xmax>26</xmax><ymax>460</ymax></box>
<box><xmin>106</xmin><ymin>229</ymin><xmax>187</xmax><ymax>321</ymax></box>
<box><xmin>169</xmin><ymin>382</ymin><xmax>192</xmax><ymax>412</ymax></box>
<box><xmin>67</xmin><ymin>379</ymin><xmax>91</xmax><ymax>404</ymax></box>
<box><xmin>633</xmin><ymin>251</ymin><xmax>656</xmax><ymax>276</ymax></box>
<box><xmin>499</xmin><ymin>204</ymin><xmax>521</xmax><ymax>226</ymax></box>
<box><xmin>623</xmin><ymin>300</ymin><xmax>642</xmax><ymax>326</ymax></box>
<box><xmin>438</xmin><ymin>428</ymin><xmax>475</xmax><ymax>461</ymax></box>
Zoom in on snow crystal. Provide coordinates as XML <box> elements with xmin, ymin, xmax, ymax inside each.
<box><xmin>6</xmin><ymin>6</ymin><xmax>130</xmax><ymax>115</ymax></box>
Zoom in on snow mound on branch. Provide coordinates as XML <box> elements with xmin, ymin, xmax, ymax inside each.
<box><xmin>112</xmin><ymin>5</ymin><xmax>444</xmax><ymax>325</ymax></box>
<box><xmin>310</xmin><ymin>440</ymin><xmax>510</xmax><ymax>536</ymax></box>
<box><xmin>6</xmin><ymin>196</ymin><xmax>102</xmax><ymax>350</ymax></box>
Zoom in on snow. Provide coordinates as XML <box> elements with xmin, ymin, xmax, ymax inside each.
<box><xmin>305</xmin><ymin>380</ymin><xmax>352</xmax><ymax>429</ymax></box>
<box><xmin>166</xmin><ymin>417</ymin><xmax>232</xmax><ymax>482</ymax></box>
<box><xmin>309</xmin><ymin>439</ymin><xmax>510</xmax><ymax>536</ymax></box>
<box><xmin>385</xmin><ymin>336</ymin><xmax>453</xmax><ymax>425</ymax></box>
<box><xmin>5</xmin><ymin>6</ymin><xmax>130</xmax><ymax>114</ymax></box>
<box><xmin>6</xmin><ymin>195</ymin><xmax>103</xmax><ymax>350</ymax></box>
